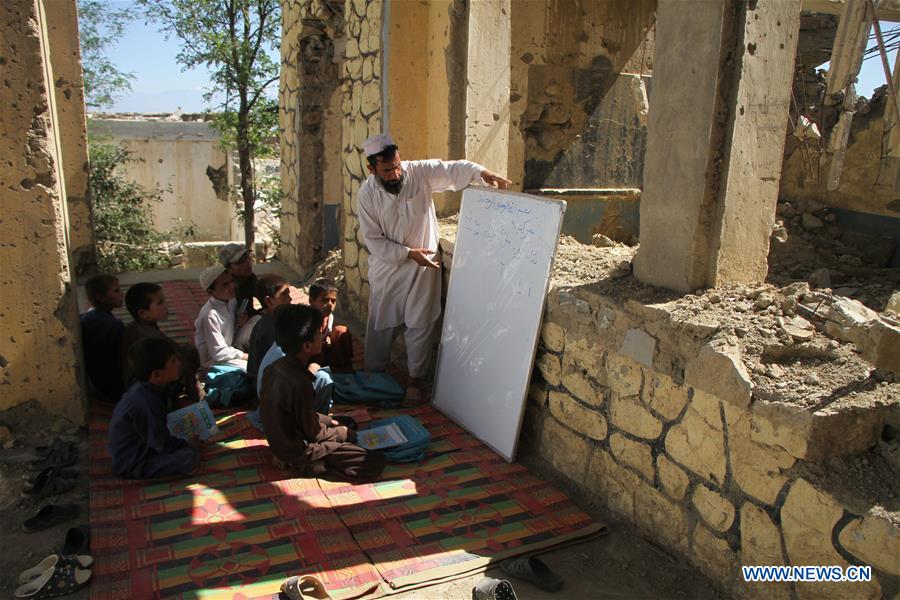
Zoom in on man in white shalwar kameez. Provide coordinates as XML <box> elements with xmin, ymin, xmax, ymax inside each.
<box><xmin>357</xmin><ymin>133</ymin><xmax>510</xmax><ymax>403</ymax></box>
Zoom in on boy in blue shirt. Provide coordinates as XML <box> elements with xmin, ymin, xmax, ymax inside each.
<box><xmin>80</xmin><ymin>274</ymin><xmax>125</xmax><ymax>403</ymax></box>
<box><xmin>108</xmin><ymin>338</ymin><xmax>200</xmax><ymax>479</ymax></box>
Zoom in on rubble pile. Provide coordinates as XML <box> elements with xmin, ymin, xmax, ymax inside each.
<box><xmin>767</xmin><ymin>197</ymin><xmax>900</xmax><ymax>312</ymax></box>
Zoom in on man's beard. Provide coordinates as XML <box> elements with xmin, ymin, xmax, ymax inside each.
<box><xmin>379</xmin><ymin>174</ymin><xmax>404</xmax><ymax>195</ymax></box>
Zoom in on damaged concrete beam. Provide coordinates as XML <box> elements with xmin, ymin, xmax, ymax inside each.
<box><xmin>802</xmin><ymin>0</ymin><xmax>900</xmax><ymax>23</ymax></box>
<box><xmin>824</xmin><ymin>0</ymin><xmax>871</xmax><ymax>98</ymax></box>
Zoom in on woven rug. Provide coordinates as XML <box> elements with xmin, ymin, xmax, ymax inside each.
<box><xmin>91</xmin><ymin>286</ymin><xmax>606</xmax><ymax>598</ymax></box>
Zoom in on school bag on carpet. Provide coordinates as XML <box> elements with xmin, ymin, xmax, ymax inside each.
<box><xmin>366</xmin><ymin>414</ymin><xmax>431</xmax><ymax>463</ymax></box>
<box><xmin>332</xmin><ymin>371</ymin><xmax>404</xmax><ymax>405</ymax></box>
<box><xmin>203</xmin><ymin>365</ymin><xmax>251</xmax><ymax>407</ymax></box>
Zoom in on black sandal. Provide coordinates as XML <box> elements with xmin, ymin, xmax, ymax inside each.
<box><xmin>23</xmin><ymin>504</ymin><xmax>81</xmax><ymax>533</ymax></box>
<box><xmin>31</xmin><ymin>445</ymin><xmax>78</xmax><ymax>470</ymax></box>
<box><xmin>22</xmin><ymin>471</ymin><xmax>77</xmax><ymax>501</ymax></box>
<box><xmin>60</xmin><ymin>525</ymin><xmax>90</xmax><ymax>556</ymax></box>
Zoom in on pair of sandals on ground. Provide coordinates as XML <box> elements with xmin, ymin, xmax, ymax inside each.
<box><xmin>276</xmin><ymin>556</ymin><xmax>562</xmax><ymax>600</ymax></box>
<box><xmin>22</xmin><ymin>439</ymin><xmax>79</xmax><ymax>500</ymax></box>
<box><xmin>14</xmin><ymin>526</ymin><xmax>92</xmax><ymax>599</ymax></box>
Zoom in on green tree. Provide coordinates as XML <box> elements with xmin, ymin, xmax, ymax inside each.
<box><xmin>139</xmin><ymin>0</ymin><xmax>281</xmax><ymax>250</ymax></box>
<box><xmin>77</xmin><ymin>0</ymin><xmax>135</xmax><ymax>109</ymax></box>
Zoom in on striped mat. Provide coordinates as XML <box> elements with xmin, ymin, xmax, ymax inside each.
<box><xmin>89</xmin><ymin>404</ymin><xmax>606</xmax><ymax>599</ymax></box>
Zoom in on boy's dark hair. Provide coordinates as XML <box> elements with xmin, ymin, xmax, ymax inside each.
<box><xmin>309</xmin><ymin>278</ymin><xmax>338</xmax><ymax>301</ymax></box>
<box><xmin>125</xmin><ymin>282</ymin><xmax>163</xmax><ymax>320</ymax></box>
<box><xmin>85</xmin><ymin>274</ymin><xmax>118</xmax><ymax>305</ymax></box>
<box><xmin>274</xmin><ymin>304</ymin><xmax>323</xmax><ymax>356</ymax></box>
<box><xmin>129</xmin><ymin>337</ymin><xmax>177</xmax><ymax>381</ymax></box>
<box><xmin>366</xmin><ymin>144</ymin><xmax>398</xmax><ymax>168</ymax></box>
<box><xmin>254</xmin><ymin>274</ymin><xmax>287</xmax><ymax>306</ymax></box>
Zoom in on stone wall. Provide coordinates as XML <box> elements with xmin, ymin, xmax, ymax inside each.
<box><xmin>522</xmin><ymin>280</ymin><xmax>899</xmax><ymax>597</ymax></box>
<box><xmin>339</xmin><ymin>0</ymin><xmax>383</xmax><ymax>319</ymax></box>
<box><xmin>0</xmin><ymin>0</ymin><xmax>85</xmax><ymax>424</ymax></box>
<box><xmin>279</xmin><ymin>0</ymin><xmax>345</xmax><ymax>275</ymax></box>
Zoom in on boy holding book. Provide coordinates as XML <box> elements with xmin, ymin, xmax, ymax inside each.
<box><xmin>259</xmin><ymin>304</ymin><xmax>384</xmax><ymax>481</ymax></box>
<box><xmin>108</xmin><ymin>338</ymin><xmax>200</xmax><ymax>479</ymax></box>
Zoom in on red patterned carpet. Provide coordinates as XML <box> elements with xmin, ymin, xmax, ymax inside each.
<box><xmin>90</xmin><ymin>280</ymin><xmax>606</xmax><ymax>599</ymax></box>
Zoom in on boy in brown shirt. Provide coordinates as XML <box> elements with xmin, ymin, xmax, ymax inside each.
<box><xmin>259</xmin><ymin>304</ymin><xmax>385</xmax><ymax>481</ymax></box>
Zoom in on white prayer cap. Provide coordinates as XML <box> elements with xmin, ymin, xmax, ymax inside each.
<box><xmin>362</xmin><ymin>133</ymin><xmax>396</xmax><ymax>157</ymax></box>
<box><xmin>199</xmin><ymin>265</ymin><xmax>227</xmax><ymax>291</ymax></box>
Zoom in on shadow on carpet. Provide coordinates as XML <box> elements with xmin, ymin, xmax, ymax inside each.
<box><xmin>89</xmin><ymin>404</ymin><xmax>606</xmax><ymax>599</ymax></box>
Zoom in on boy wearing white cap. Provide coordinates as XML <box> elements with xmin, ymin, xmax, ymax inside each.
<box><xmin>194</xmin><ymin>265</ymin><xmax>248</xmax><ymax>370</ymax></box>
<box><xmin>357</xmin><ymin>133</ymin><xmax>510</xmax><ymax>404</ymax></box>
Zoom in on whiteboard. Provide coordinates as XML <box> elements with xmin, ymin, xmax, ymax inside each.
<box><xmin>432</xmin><ymin>188</ymin><xmax>565</xmax><ymax>462</ymax></box>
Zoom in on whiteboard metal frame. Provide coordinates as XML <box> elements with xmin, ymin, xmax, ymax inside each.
<box><xmin>431</xmin><ymin>188</ymin><xmax>566</xmax><ymax>462</ymax></box>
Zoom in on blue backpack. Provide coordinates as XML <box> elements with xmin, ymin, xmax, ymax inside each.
<box><xmin>203</xmin><ymin>365</ymin><xmax>251</xmax><ymax>407</ymax></box>
<box><xmin>332</xmin><ymin>371</ymin><xmax>404</xmax><ymax>405</ymax></box>
<box><xmin>367</xmin><ymin>415</ymin><xmax>431</xmax><ymax>463</ymax></box>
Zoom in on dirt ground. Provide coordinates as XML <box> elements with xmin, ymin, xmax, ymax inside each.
<box><xmin>0</xmin><ymin>398</ymin><xmax>721</xmax><ymax>600</ymax></box>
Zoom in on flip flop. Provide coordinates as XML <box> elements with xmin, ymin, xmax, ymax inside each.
<box><xmin>25</xmin><ymin>467</ymin><xmax>78</xmax><ymax>486</ymax></box>
<box><xmin>280</xmin><ymin>574</ymin><xmax>333</xmax><ymax>599</ymax></box>
<box><xmin>60</xmin><ymin>525</ymin><xmax>90</xmax><ymax>556</ymax></box>
<box><xmin>18</xmin><ymin>555</ymin><xmax>94</xmax><ymax>584</ymax></box>
<box><xmin>472</xmin><ymin>577</ymin><xmax>518</xmax><ymax>600</ymax></box>
<box><xmin>31</xmin><ymin>445</ymin><xmax>78</xmax><ymax>470</ymax></box>
<box><xmin>500</xmin><ymin>556</ymin><xmax>564</xmax><ymax>592</ymax></box>
<box><xmin>22</xmin><ymin>471</ymin><xmax>77</xmax><ymax>501</ymax></box>
<box><xmin>23</xmin><ymin>504</ymin><xmax>81</xmax><ymax>533</ymax></box>
<box><xmin>13</xmin><ymin>563</ymin><xmax>91</xmax><ymax>599</ymax></box>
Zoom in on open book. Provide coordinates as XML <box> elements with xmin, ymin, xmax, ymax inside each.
<box><xmin>357</xmin><ymin>422</ymin><xmax>408</xmax><ymax>451</ymax></box>
<box><xmin>167</xmin><ymin>400</ymin><xmax>220</xmax><ymax>441</ymax></box>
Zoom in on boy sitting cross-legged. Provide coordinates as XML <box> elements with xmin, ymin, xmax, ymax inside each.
<box><xmin>108</xmin><ymin>338</ymin><xmax>200</xmax><ymax>479</ymax></box>
<box><xmin>121</xmin><ymin>282</ymin><xmax>203</xmax><ymax>404</ymax></box>
<box><xmin>194</xmin><ymin>265</ymin><xmax>248</xmax><ymax>370</ymax></box>
<box><xmin>81</xmin><ymin>274</ymin><xmax>125</xmax><ymax>403</ymax></box>
<box><xmin>308</xmin><ymin>278</ymin><xmax>354</xmax><ymax>371</ymax></box>
<box><xmin>259</xmin><ymin>304</ymin><xmax>385</xmax><ymax>481</ymax></box>
<box><xmin>246</xmin><ymin>274</ymin><xmax>294</xmax><ymax>385</ymax></box>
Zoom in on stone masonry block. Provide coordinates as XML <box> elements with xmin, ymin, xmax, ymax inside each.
<box><xmin>610</xmin><ymin>394</ymin><xmax>663</xmax><ymax>440</ymax></box>
<box><xmin>587</xmin><ymin>449</ymin><xmax>635</xmax><ymax>520</ymax></box>
<box><xmin>644</xmin><ymin>372</ymin><xmax>689</xmax><ymax>421</ymax></box>
<box><xmin>838</xmin><ymin>513</ymin><xmax>900</xmax><ymax>577</ymax></box>
<box><xmin>781</xmin><ymin>479</ymin><xmax>882</xmax><ymax>599</ymax></box>
<box><xmin>665</xmin><ymin>405</ymin><xmax>726</xmax><ymax>485</ymax></box>
<box><xmin>684</xmin><ymin>343</ymin><xmax>752</xmax><ymax>408</ymax></box>
<box><xmin>540</xmin><ymin>416</ymin><xmax>591</xmax><ymax>484</ymax></box>
<box><xmin>549</xmin><ymin>392</ymin><xmax>608</xmax><ymax>441</ymax></box>
<box><xmin>562</xmin><ymin>333</ymin><xmax>606</xmax><ymax>383</ymax></box>
<box><xmin>608</xmin><ymin>353</ymin><xmax>643</xmax><ymax>398</ymax></box>
<box><xmin>634</xmin><ymin>479</ymin><xmax>690</xmax><ymax>555</ymax></box>
<box><xmin>541</xmin><ymin>321</ymin><xmax>565</xmax><ymax>352</ymax></box>
<box><xmin>527</xmin><ymin>383</ymin><xmax>547</xmax><ymax>408</ymax></box>
<box><xmin>725</xmin><ymin>404</ymin><xmax>794</xmax><ymax>506</ymax></box>
<box><xmin>736</xmin><ymin>503</ymin><xmax>790</xmax><ymax>600</ymax></box>
<box><xmin>561</xmin><ymin>367</ymin><xmax>605</xmax><ymax>408</ymax></box>
<box><xmin>619</xmin><ymin>328</ymin><xmax>656</xmax><ymax>367</ymax></box>
<box><xmin>657</xmin><ymin>454</ymin><xmax>690</xmax><ymax>501</ymax></box>
<box><xmin>536</xmin><ymin>352</ymin><xmax>561</xmax><ymax>387</ymax></box>
<box><xmin>610</xmin><ymin>433</ymin><xmax>654</xmax><ymax>480</ymax></box>
<box><xmin>692</xmin><ymin>484</ymin><xmax>735</xmax><ymax>533</ymax></box>
<box><xmin>692</xmin><ymin>523</ymin><xmax>736</xmax><ymax>588</ymax></box>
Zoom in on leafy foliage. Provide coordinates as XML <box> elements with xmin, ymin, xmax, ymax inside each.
<box><xmin>138</xmin><ymin>0</ymin><xmax>282</xmax><ymax>249</ymax></box>
<box><xmin>77</xmin><ymin>0</ymin><xmax>135</xmax><ymax>109</ymax></box>
<box><xmin>89</xmin><ymin>140</ymin><xmax>173</xmax><ymax>273</ymax></box>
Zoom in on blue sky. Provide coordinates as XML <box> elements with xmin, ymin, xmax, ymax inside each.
<box><xmin>96</xmin><ymin>2</ymin><xmax>895</xmax><ymax>114</ymax></box>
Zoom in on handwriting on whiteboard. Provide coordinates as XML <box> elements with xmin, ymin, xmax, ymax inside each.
<box><xmin>460</xmin><ymin>197</ymin><xmax>552</xmax><ymax>269</ymax></box>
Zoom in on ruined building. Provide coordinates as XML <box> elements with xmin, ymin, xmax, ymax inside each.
<box><xmin>1</xmin><ymin>0</ymin><xmax>899</xmax><ymax>597</ymax></box>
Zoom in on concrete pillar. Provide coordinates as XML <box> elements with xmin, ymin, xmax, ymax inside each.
<box><xmin>633</xmin><ymin>0</ymin><xmax>801</xmax><ymax>292</ymax></box>
<box><xmin>0</xmin><ymin>0</ymin><xmax>86</xmax><ymax>424</ymax></box>
<box><xmin>464</xmin><ymin>0</ymin><xmax>511</xmax><ymax>179</ymax></box>
<box><xmin>46</xmin><ymin>0</ymin><xmax>95</xmax><ymax>276</ymax></box>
